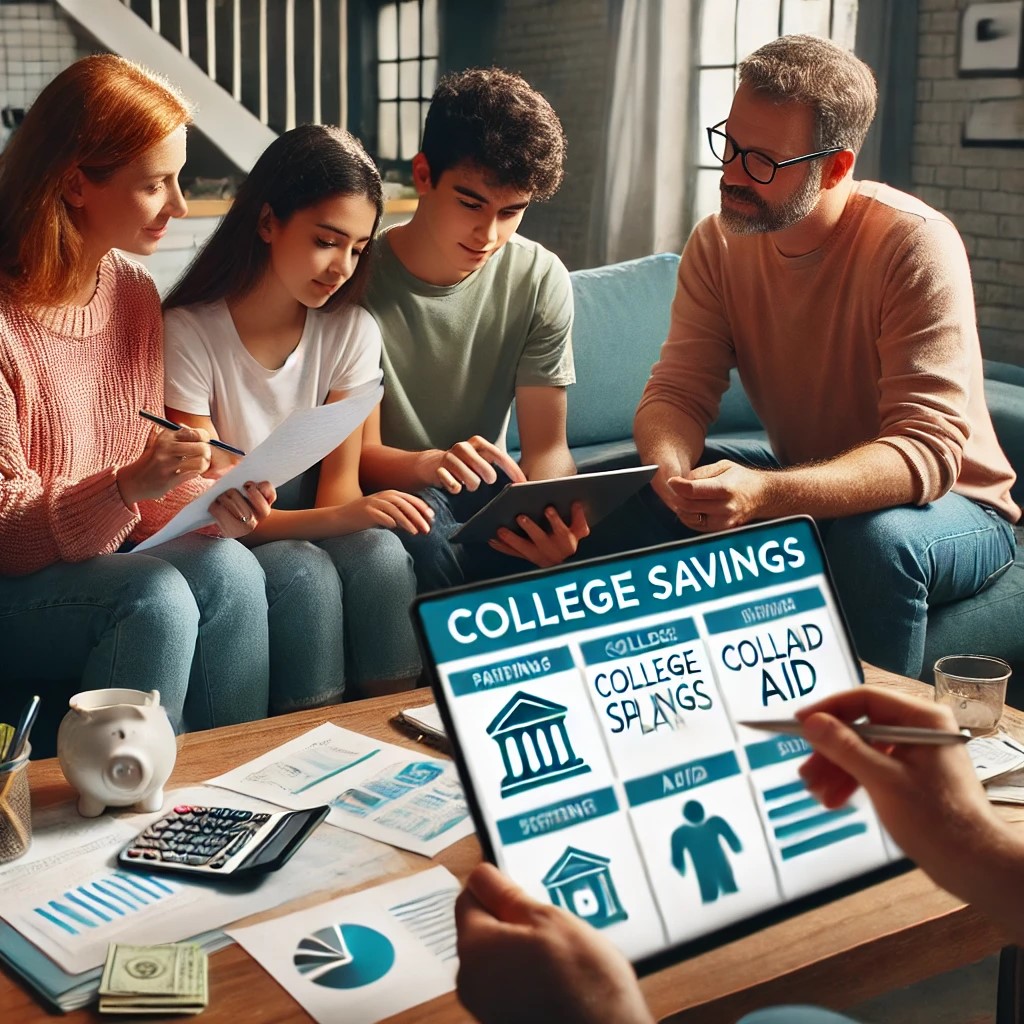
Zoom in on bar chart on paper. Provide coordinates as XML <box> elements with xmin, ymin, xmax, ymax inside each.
<box><xmin>29</xmin><ymin>870</ymin><xmax>182</xmax><ymax>939</ymax></box>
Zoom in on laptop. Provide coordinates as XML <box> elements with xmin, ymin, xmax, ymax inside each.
<box><xmin>411</xmin><ymin>515</ymin><xmax>907</xmax><ymax>973</ymax></box>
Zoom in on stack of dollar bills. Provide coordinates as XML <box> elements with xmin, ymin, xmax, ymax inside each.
<box><xmin>98</xmin><ymin>943</ymin><xmax>208</xmax><ymax>1015</ymax></box>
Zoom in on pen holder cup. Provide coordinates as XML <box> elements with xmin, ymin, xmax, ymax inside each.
<box><xmin>0</xmin><ymin>743</ymin><xmax>32</xmax><ymax>864</ymax></box>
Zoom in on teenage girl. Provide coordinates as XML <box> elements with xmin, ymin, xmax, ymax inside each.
<box><xmin>0</xmin><ymin>55</ymin><xmax>295</xmax><ymax>738</ymax></box>
<box><xmin>162</xmin><ymin>125</ymin><xmax>430</xmax><ymax>700</ymax></box>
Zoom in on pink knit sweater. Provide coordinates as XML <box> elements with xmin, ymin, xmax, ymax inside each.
<box><xmin>0</xmin><ymin>251</ymin><xmax>209</xmax><ymax>577</ymax></box>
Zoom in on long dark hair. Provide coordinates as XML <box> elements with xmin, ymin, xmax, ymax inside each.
<box><xmin>164</xmin><ymin>124</ymin><xmax>383</xmax><ymax>312</ymax></box>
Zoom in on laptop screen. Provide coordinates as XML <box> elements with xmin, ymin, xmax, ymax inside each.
<box><xmin>412</xmin><ymin>516</ymin><xmax>904</xmax><ymax>968</ymax></box>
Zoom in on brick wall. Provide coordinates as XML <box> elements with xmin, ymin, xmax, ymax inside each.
<box><xmin>913</xmin><ymin>0</ymin><xmax>1024</xmax><ymax>364</ymax></box>
<box><xmin>492</xmin><ymin>0</ymin><xmax>611</xmax><ymax>270</ymax></box>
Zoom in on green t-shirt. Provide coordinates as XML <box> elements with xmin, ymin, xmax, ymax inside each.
<box><xmin>362</xmin><ymin>230</ymin><xmax>575</xmax><ymax>452</ymax></box>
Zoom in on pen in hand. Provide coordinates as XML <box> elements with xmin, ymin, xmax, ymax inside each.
<box><xmin>139</xmin><ymin>410</ymin><xmax>246</xmax><ymax>458</ymax></box>
<box><xmin>740</xmin><ymin>718</ymin><xmax>970</xmax><ymax>746</ymax></box>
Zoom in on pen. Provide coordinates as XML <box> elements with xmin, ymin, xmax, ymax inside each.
<box><xmin>139</xmin><ymin>409</ymin><xmax>246</xmax><ymax>457</ymax></box>
<box><xmin>739</xmin><ymin>718</ymin><xmax>970</xmax><ymax>746</ymax></box>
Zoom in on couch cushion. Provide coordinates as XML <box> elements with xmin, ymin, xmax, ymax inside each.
<box><xmin>507</xmin><ymin>253</ymin><xmax>681</xmax><ymax>452</ymax></box>
<box><xmin>985</xmin><ymin>378</ymin><xmax>1024</xmax><ymax>507</ymax></box>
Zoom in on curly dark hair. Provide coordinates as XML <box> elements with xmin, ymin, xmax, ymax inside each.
<box><xmin>420</xmin><ymin>68</ymin><xmax>566</xmax><ymax>201</ymax></box>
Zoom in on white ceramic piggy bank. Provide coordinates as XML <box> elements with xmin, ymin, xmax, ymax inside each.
<box><xmin>57</xmin><ymin>688</ymin><xmax>177</xmax><ymax>818</ymax></box>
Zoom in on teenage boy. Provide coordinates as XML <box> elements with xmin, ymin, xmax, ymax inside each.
<box><xmin>360</xmin><ymin>68</ymin><xmax>590</xmax><ymax>591</ymax></box>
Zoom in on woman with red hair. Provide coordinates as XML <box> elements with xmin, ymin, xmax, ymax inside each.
<box><xmin>0</xmin><ymin>55</ymin><xmax>326</xmax><ymax>739</ymax></box>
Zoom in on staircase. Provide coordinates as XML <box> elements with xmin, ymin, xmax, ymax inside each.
<box><xmin>54</xmin><ymin>0</ymin><xmax>349</xmax><ymax>174</ymax></box>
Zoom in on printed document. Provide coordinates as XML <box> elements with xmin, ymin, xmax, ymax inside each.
<box><xmin>133</xmin><ymin>381</ymin><xmax>382</xmax><ymax>552</ymax></box>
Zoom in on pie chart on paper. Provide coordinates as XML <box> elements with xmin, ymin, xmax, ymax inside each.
<box><xmin>293</xmin><ymin>923</ymin><xmax>396</xmax><ymax>988</ymax></box>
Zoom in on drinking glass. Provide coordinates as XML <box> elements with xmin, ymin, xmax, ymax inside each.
<box><xmin>933</xmin><ymin>655</ymin><xmax>1012</xmax><ymax>736</ymax></box>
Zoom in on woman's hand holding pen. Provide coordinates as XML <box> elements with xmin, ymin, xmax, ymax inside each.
<box><xmin>117</xmin><ymin>423</ymin><xmax>215</xmax><ymax>505</ymax></box>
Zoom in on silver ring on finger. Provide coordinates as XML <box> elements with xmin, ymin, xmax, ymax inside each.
<box><xmin>239</xmin><ymin>513</ymin><xmax>251</xmax><ymax>524</ymax></box>
<box><xmin>696</xmin><ymin>512</ymin><xmax>707</xmax><ymax>527</ymax></box>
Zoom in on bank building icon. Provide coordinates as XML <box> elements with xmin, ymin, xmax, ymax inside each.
<box><xmin>486</xmin><ymin>691</ymin><xmax>591</xmax><ymax>797</ymax></box>
<box><xmin>543</xmin><ymin>847</ymin><xmax>628</xmax><ymax>928</ymax></box>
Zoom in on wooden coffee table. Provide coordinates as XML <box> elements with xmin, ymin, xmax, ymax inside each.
<box><xmin>4</xmin><ymin>665</ymin><xmax>1022</xmax><ymax>1023</ymax></box>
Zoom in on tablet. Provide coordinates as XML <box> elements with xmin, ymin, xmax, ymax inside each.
<box><xmin>449</xmin><ymin>465</ymin><xmax>657</xmax><ymax>544</ymax></box>
<box><xmin>412</xmin><ymin>516</ymin><xmax>907</xmax><ymax>973</ymax></box>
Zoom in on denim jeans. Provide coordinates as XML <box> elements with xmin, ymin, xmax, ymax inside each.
<box><xmin>317</xmin><ymin>528</ymin><xmax>421</xmax><ymax>696</ymax></box>
<box><xmin>600</xmin><ymin>439</ymin><xmax>1017</xmax><ymax>679</ymax></box>
<box><xmin>253</xmin><ymin>531</ymin><xmax>420</xmax><ymax>706</ymax></box>
<box><xmin>398</xmin><ymin>477</ymin><xmax>533</xmax><ymax>593</ymax></box>
<box><xmin>0</xmin><ymin>534</ymin><xmax>269</xmax><ymax>732</ymax></box>
<box><xmin>738</xmin><ymin>1008</ymin><xmax>861</xmax><ymax>1023</ymax></box>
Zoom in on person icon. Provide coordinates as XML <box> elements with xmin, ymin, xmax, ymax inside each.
<box><xmin>670</xmin><ymin>799</ymin><xmax>742</xmax><ymax>903</ymax></box>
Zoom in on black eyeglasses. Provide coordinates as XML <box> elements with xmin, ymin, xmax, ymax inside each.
<box><xmin>706</xmin><ymin>120</ymin><xmax>844</xmax><ymax>185</ymax></box>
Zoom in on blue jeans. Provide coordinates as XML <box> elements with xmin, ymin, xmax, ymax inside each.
<box><xmin>0</xmin><ymin>534</ymin><xmax>269</xmax><ymax>732</ymax></box>
<box><xmin>253</xmin><ymin>529</ymin><xmax>420</xmax><ymax>705</ymax></box>
<box><xmin>597</xmin><ymin>439</ymin><xmax>1017</xmax><ymax>679</ymax></box>
<box><xmin>738</xmin><ymin>1009</ymin><xmax>860</xmax><ymax>1023</ymax></box>
<box><xmin>399</xmin><ymin>478</ymin><xmax>533</xmax><ymax>592</ymax></box>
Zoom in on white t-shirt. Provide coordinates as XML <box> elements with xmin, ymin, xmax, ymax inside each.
<box><xmin>163</xmin><ymin>299</ymin><xmax>383</xmax><ymax>454</ymax></box>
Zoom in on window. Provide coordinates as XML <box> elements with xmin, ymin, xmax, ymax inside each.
<box><xmin>373</xmin><ymin>0</ymin><xmax>439</xmax><ymax>175</ymax></box>
<box><xmin>691</xmin><ymin>0</ymin><xmax>858</xmax><ymax>227</ymax></box>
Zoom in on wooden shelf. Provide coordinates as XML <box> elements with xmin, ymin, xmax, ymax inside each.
<box><xmin>182</xmin><ymin>197</ymin><xmax>418</xmax><ymax>219</ymax></box>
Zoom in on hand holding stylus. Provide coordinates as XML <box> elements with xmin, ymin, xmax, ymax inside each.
<box><xmin>796</xmin><ymin>686</ymin><xmax>1016</xmax><ymax>907</ymax></box>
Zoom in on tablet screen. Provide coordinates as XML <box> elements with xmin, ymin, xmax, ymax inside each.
<box><xmin>413</xmin><ymin>517</ymin><xmax>904</xmax><ymax>967</ymax></box>
<box><xmin>450</xmin><ymin>465</ymin><xmax>657</xmax><ymax>544</ymax></box>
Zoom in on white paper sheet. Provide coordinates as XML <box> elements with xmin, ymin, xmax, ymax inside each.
<box><xmin>968</xmin><ymin>730</ymin><xmax>1024</xmax><ymax>783</ymax></box>
<box><xmin>206</xmin><ymin>723</ymin><xmax>474</xmax><ymax>856</ymax></box>
<box><xmin>0</xmin><ymin>784</ymin><xmax>402</xmax><ymax>974</ymax></box>
<box><xmin>133</xmin><ymin>381</ymin><xmax>383</xmax><ymax>552</ymax></box>
<box><xmin>227</xmin><ymin>866</ymin><xmax>460</xmax><ymax>1024</ymax></box>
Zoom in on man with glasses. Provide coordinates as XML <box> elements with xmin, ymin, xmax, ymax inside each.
<box><xmin>632</xmin><ymin>33</ymin><xmax>1019</xmax><ymax>681</ymax></box>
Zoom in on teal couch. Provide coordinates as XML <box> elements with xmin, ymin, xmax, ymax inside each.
<box><xmin>509</xmin><ymin>253</ymin><xmax>1024</xmax><ymax>696</ymax></box>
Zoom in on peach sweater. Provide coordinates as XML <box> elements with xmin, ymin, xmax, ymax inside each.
<box><xmin>0</xmin><ymin>252</ymin><xmax>209</xmax><ymax>577</ymax></box>
<box><xmin>639</xmin><ymin>181</ymin><xmax>1020</xmax><ymax>523</ymax></box>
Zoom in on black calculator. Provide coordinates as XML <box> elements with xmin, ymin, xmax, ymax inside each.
<box><xmin>117</xmin><ymin>803</ymin><xmax>330</xmax><ymax>879</ymax></box>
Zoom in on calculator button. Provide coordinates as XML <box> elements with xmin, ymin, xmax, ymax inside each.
<box><xmin>173</xmin><ymin>805</ymin><xmax>191</xmax><ymax>814</ymax></box>
<box><xmin>230</xmin><ymin>810</ymin><xmax>253</xmax><ymax>821</ymax></box>
<box><xmin>125</xmin><ymin>849</ymin><xmax>142</xmax><ymax>858</ymax></box>
<box><xmin>252</xmin><ymin>813</ymin><xmax>270</xmax><ymax>823</ymax></box>
<box><xmin>142</xmin><ymin>851</ymin><xmax>159</xmax><ymax>860</ymax></box>
<box><xmin>209</xmin><ymin>860</ymin><xmax>225</xmax><ymax>869</ymax></box>
<box><xmin>185</xmin><ymin>855</ymin><xmax>207</xmax><ymax>865</ymax></box>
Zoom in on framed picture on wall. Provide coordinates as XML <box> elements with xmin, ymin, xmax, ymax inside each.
<box><xmin>959</xmin><ymin>1</ymin><xmax>1024</xmax><ymax>75</ymax></box>
<box><xmin>962</xmin><ymin>96</ymin><xmax>1024</xmax><ymax>145</ymax></box>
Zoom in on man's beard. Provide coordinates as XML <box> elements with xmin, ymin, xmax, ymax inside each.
<box><xmin>718</xmin><ymin>165</ymin><xmax>822</xmax><ymax>235</ymax></box>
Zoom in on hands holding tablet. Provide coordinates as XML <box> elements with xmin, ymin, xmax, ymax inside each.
<box><xmin>455</xmin><ymin>862</ymin><xmax>654</xmax><ymax>1024</ymax></box>
<box><xmin>416</xmin><ymin>434</ymin><xmax>592</xmax><ymax>567</ymax></box>
<box><xmin>454</xmin><ymin>687</ymin><xmax>1024</xmax><ymax>1022</ymax></box>
<box><xmin>487</xmin><ymin>501</ymin><xmax>590</xmax><ymax>568</ymax></box>
<box><xmin>417</xmin><ymin>435</ymin><xmax>525</xmax><ymax>495</ymax></box>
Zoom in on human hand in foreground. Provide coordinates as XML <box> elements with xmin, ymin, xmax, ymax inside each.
<box><xmin>488</xmin><ymin>501</ymin><xmax>590</xmax><ymax>568</ymax></box>
<box><xmin>118</xmin><ymin>424</ymin><xmax>214</xmax><ymax>505</ymax></box>
<box><xmin>335</xmin><ymin>490</ymin><xmax>435</xmax><ymax>534</ymax></box>
<box><xmin>455</xmin><ymin>863</ymin><xmax>654</xmax><ymax>1024</ymax></box>
<box><xmin>668</xmin><ymin>460</ymin><xmax>768</xmax><ymax>532</ymax></box>
<box><xmin>797</xmin><ymin>686</ymin><xmax>1013</xmax><ymax>905</ymax></box>
<box><xmin>416</xmin><ymin>435</ymin><xmax>526</xmax><ymax>494</ymax></box>
<box><xmin>207</xmin><ymin>480</ymin><xmax>276</xmax><ymax>539</ymax></box>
